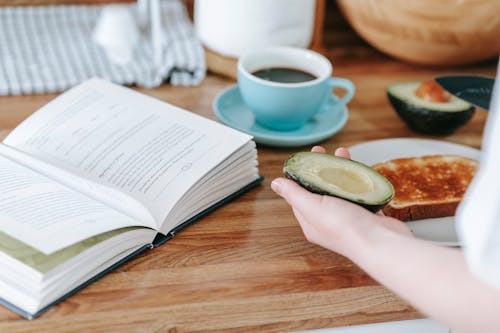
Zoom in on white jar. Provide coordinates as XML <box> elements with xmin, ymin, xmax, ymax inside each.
<box><xmin>194</xmin><ymin>0</ymin><xmax>317</xmax><ymax>58</ymax></box>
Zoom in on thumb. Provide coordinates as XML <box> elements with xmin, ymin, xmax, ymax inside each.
<box><xmin>271</xmin><ymin>177</ymin><xmax>324</xmax><ymax>215</ymax></box>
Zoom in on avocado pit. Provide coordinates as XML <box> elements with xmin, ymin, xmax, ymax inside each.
<box><xmin>387</xmin><ymin>80</ymin><xmax>475</xmax><ymax>135</ymax></box>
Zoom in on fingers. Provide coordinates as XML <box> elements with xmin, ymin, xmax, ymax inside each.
<box><xmin>335</xmin><ymin>147</ymin><xmax>351</xmax><ymax>159</ymax></box>
<box><xmin>310</xmin><ymin>146</ymin><xmax>351</xmax><ymax>159</ymax></box>
<box><xmin>311</xmin><ymin>146</ymin><xmax>326</xmax><ymax>153</ymax></box>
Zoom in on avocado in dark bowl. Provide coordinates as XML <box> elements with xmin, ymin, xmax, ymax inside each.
<box><xmin>283</xmin><ymin>152</ymin><xmax>394</xmax><ymax>212</ymax></box>
<box><xmin>387</xmin><ymin>80</ymin><xmax>475</xmax><ymax>135</ymax></box>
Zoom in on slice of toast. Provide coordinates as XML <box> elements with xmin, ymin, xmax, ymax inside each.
<box><xmin>371</xmin><ymin>155</ymin><xmax>478</xmax><ymax>221</ymax></box>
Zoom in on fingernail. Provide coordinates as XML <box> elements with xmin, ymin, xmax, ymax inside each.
<box><xmin>271</xmin><ymin>178</ymin><xmax>283</xmax><ymax>194</ymax></box>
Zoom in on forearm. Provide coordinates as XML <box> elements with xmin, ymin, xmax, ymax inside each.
<box><xmin>350</xmin><ymin>218</ymin><xmax>500</xmax><ymax>333</ymax></box>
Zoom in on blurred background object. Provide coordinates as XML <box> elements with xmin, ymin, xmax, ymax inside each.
<box><xmin>194</xmin><ymin>0</ymin><xmax>317</xmax><ymax>58</ymax></box>
<box><xmin>92</xmin><ymin>3</ymin><xmax>140</xmax><ymax>65</ymax></box>
<box><xmin>0</xmin><ymin>0</ymin><xmax>205</xmax><ymax>95</ymax></box>
<box><xmin>193</xmin><ymin>0</ymin><xmax>326</xmax><ymax>79</ymax></box>
<box><xmin>1</xmin><ymin>0</ymin><xmax>497</xmax><ymax>96</ymax></box>
<box><xmin>336</xmin><ymin>0</ymin><xmax>500</xmax><ymax>66</ymax></box>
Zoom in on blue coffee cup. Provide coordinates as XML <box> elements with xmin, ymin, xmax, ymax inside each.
<box><xmin>237</xmin><ymin>46</ymin><xmax>355</xmax><ymax>131</ymax></box>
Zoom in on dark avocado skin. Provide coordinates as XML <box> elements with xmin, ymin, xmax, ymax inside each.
<box><xmin>387</xmin><ymin>92</ymin><xmax>475</xmax><ymax>135</ymax></box>
<box><xmin>283</xmin><ymin>157</ymin><xmax>391</xmax><ymax>213</ymax></box>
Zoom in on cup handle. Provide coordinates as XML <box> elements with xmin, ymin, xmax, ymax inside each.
<box><xmin>327</xmin><ymin>77</ymin><xmax>355</xmax><ymax>105</ymax></box>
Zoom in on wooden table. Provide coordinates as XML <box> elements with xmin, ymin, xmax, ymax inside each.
<box><xmin>0</xmin><ymin>29</ymin><xmax>497</xmax><ymax>333</ymax></box>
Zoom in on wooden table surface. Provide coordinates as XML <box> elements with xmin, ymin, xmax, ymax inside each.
<box><xmin>0</xmin><ymin>13</ymin><xmax>497</xmax><ymax>332</ymax></box>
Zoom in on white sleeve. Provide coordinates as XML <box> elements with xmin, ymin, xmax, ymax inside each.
<box><xmin>456</xmin><ymin>58</ymin><xmax>500</xmax><ymax>290</ymax></box>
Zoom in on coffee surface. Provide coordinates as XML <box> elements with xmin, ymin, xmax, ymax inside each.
<box><xmin>252</xmin><ymin>67</ymin><xmax>316</xmax><ymax>83</ymax></box>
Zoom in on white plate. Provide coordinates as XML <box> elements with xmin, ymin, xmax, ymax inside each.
<box><xmin>349</xmin><ymin>138</ymin><xmax>481</xmax><ymax>246</ymax></box>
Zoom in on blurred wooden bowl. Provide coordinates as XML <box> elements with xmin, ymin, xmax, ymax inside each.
<box><xmin>336</xmin><ymin>0</ymin><xmax>500</xmax><ymax>66</ymax></box>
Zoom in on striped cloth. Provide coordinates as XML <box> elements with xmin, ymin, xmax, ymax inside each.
<box><xmin>0</xmin><ymin>0</ymin><xmax>206</xmax><ymax>95</ymax></box>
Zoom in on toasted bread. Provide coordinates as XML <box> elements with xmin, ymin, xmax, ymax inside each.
<box><xmin>371</xmin><ymin>155</ymin><xmax>478</xmax><ymax>221</ymax></box>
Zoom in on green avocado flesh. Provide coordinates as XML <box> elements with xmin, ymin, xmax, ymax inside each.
<box><xmin>283</xmin><ymin>152</ymin><xmax>394</xmax><ymax>212</ymax></box>
<box><xmin>387</xmin><ymin>82</ymin><xmax>475</xmax><ymax>135</ymax></box>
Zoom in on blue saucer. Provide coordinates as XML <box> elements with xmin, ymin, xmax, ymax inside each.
<box><xmin>213</xmin><ymin>85</ymin><xmax>349</xmax><ymax>147</ymax></box>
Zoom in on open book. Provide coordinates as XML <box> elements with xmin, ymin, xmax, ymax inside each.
<box><xmin>0</xmin><ymin>79</ymin><xmax>262</xmax><ymax>319</ymax></box>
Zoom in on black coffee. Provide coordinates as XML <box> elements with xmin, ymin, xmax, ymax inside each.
<box><xmin>251</xmin><ymin>67</ymin><xmax>316</xmax><ymax>83</ymax></box>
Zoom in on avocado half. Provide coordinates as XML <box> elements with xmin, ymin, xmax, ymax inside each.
<box><xmin>283</xmin><ymin>152</ymin><xmax>394</xmax><ymax>212</ymax></box>
<box><xmin>387</xmin><ymin>81</ymin><xmax>475</xmax><ymax>135</ymax></box>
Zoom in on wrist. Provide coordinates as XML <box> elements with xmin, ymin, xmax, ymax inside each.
<box><xmin>344</xmin><ymin>214</ymin><xmax>409</xmax><ymax>266</ymax></box>
<box><xmin>337</xmin><ymin>212</ymin><xmax>380</xmax><ymax>262</ymax></box>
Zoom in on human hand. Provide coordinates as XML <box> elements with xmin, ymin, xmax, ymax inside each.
<box><xmin>271</xmin><ymin>146</ymin><xmax>412</xmax><ymax>258</ymax></box>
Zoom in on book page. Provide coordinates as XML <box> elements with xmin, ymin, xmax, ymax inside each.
<box><xmin>0</xmin><ymin>227</ymin><xmax>135</xmax><ymax>275</ymax></box>
<box><xmin>4</xmin><ymin>79</ymin><xmax>253</xmax><ymax>229</ymax></box>
<box><xmin>0</xmin><ymin>154</ymin><xmax>146</xmax><ymax>255</ymax></box>
<box><xmin>0</xmin><ymin>144</ymin><xmax>155</xmax><ymax>228</ymax></box>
